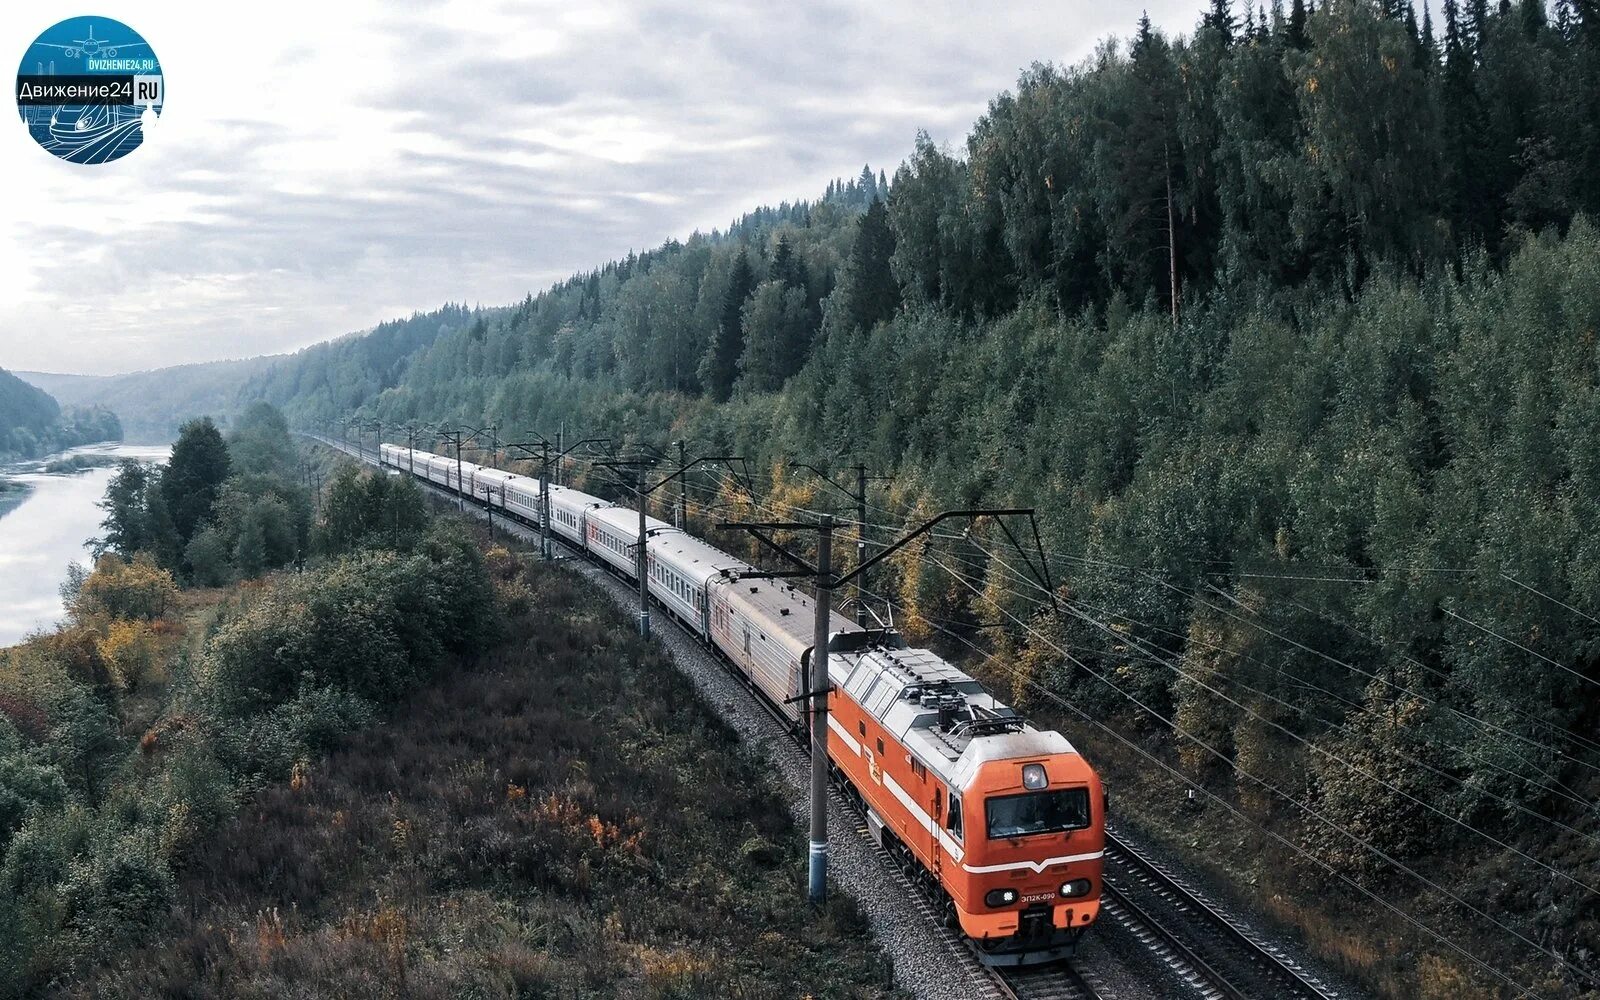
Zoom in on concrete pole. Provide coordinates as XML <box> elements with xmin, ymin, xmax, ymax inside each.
<box><xmin>856</xmin><ymin>464</ymin><xmax>869</xmax><ymax>629</ymax></box>
<box><xmin>637</xmin><ymin>471</ymin><xmax>651</xmax><ymax>639</ymax></box>
<box><xmin>453</xmin><ymin>436</ymin><xmax>465</xmax><ymax>512</ymax></box>
<box><xmin>809</xmin><ymin>514</ymin><xmax>833</xmax><ymax>904</ymax></box>
<box><xmin>676</xmin><ymin>439</ymin><xmax>686</xmax><ymax>530</ymax></box>
<box><xmin>539</xmin><ymin>441</ymin><xmax>552</xmax><ymax>560</ymax></box>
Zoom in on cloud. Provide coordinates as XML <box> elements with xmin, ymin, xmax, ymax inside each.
<box><xmin>0</xmin><ymin>0</ymin><xmax>1210</xmax><ymax>375</ymax></box>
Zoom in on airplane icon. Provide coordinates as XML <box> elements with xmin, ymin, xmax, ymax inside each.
<box><xmin>36</xmin><ymin>25</ymin><xmax>148</xmax><ymax>59</ymax></box>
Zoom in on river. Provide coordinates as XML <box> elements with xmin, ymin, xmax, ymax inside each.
<box><xmin>0</xmin><ymin>442</ymin><xmax>171</xmax><ymax>647</ymax></box>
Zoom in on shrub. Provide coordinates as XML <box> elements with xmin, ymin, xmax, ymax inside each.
<box><xmin>183</xmin><ymin>526</ymin><xmax>233</xmax><ymax>587</ymax></box>
<box><xmin>197</xmin><ymin>533</ymin><xmax>493</xmax><ymax>721</ymax></box>
<box><xmin>59</xmin><ymin>828</ymin><xmax>175</xmax><ymax>949</ymax></box>
<box><xmin>95</xmin><ymin>620</ymin><xmax>161</xmax><ymax>692</ymax></box>
<box><xmin>40</xmin><ymin>689</ymin><xmax>120</xmax><ymax>800</ymax></box>
<box><xmin>0</xmin><ymin>751</ymin><xmax>69</xmax><ymax>854</ymax></box>
<box><xmin>71</xmin><ymin>555</ymin><xmax>178</xmax><ymax>623</ymax></box>
<box><xmin>215</xmin><ymin>688</ymin><xmax>375</xmax><ymax>785</ymax></box>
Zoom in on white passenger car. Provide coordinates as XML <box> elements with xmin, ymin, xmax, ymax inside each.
<box><xmin>584</xmin><ymin>505</ymin><xmax>676</xmax><ymax>579</ymax></box>
<box><xmin>647</xmin><ymin>531</ymin><xmax>753</xmax><ymax>638</ymax></box>
<box><xmin>547</xmin><ymin>485</ymin><xmax>610</xmax><ymax>547</ymax></box>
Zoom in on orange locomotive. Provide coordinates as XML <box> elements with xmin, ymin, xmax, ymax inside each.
<box><xmin>820</xmin><ymin>635</ymin><xmax>1105</xmax><ymax>964</ymax></box>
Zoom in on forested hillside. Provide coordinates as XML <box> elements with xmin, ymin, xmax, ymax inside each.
<box><xmin>0</xmin><ymin>368</ymin><xmax>121</xmax><ymax>460</ymax></box>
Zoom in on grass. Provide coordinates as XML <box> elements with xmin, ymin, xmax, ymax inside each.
<box><xmin>69</xmin><ymin>549</ymin><xmax>902</xmax><ymax>999</ymax></box>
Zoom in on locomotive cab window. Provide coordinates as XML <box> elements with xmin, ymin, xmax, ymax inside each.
<box><xmin>985</xmin><ymin>787</ymin><xmax>1091</xmax><ymax>840</ymax></box>
<box><xmin>946</xmin><ymin>792</ymin><xmax>963</xmax><ymax>841</ymax></box>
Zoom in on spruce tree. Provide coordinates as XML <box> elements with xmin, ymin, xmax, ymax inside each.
<box><xmin>1288</xmin><ymin>0</ymin><xmax>1310</xmax><ymax>47</ymax></box>
<box><xmin>699</xmin><ymin>248</ymin><xmax>755</xmax><ymax>402</ymax></box>
<box><xmin>1206</xmin><ymin>0</ymin><xmax>1238</xmax><ymax>41</ymax></box>
<box><xmin>1519</xmin><ymin>0</ymin><xmax>1546</xmax><ymax>35</ymax></box>
<box><xmin>842</xmin><ymin>199</ymin><xmax>900</xmax><ymax>332</ymax></box>
<box><xmin>161</xmin><ymin>417</ymin><xmax>230</xmax><ymax>548</ymax></box>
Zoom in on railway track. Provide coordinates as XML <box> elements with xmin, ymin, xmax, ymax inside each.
<box><xmin>994</xmin><ymin>963</ymin><xmax>1108</xmax><ymax>1000</ymax></box>
<box><xmin>311</xmin><ymin>435</ymin><xmax>1347</xmax><ymax>1000</ymax></box>
<box><xmin>1098</xmin><ymin>828</ymin><xmax>1342</xmax><ymax>1000</ymax></box>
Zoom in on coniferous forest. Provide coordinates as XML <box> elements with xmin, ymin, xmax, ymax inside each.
<box><xmin>32</xmin><ymin>1</ymin><xmax>1600</xmax><ymax>995</ymax></box>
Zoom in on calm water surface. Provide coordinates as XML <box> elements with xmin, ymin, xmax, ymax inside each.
<box><xmin>0</xmin><ymin>443</ymin><xmax>171</xmax><ymax>647</ymax></box>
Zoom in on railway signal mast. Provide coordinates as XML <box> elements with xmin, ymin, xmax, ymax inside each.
<box><xmin>719</xmin><ymin>507</ymin><xmax>1057</xmax><ymax>907</ymax></box>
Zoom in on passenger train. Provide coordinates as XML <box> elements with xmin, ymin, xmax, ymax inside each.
<box><xmin>379</xmin><ymin>443</ymin><xmax>1106</xmax><ymax>966</ymax></box>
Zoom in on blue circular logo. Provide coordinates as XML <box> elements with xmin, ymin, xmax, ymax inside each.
<box><xmin>16</xmin><ymin>16</ymin><xmax>163</xmax><ymax>165</ymax></box>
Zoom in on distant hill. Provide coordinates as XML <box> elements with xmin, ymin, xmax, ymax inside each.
<box><xmin>16</xmin><ymin>306</ymin><xmax>475</xmax><ymax>442</ymax></box>
<box><xmin>18</xmin><ymin>357</ymin><xmax>278</xmax><ymax>443</ymax></box>
<box><xmin>0</xmin><ymin>367</ymin><xmax>121</xmax><ymax>459</ymax></box>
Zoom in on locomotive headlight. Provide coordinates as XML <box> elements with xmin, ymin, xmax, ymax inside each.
<box><xmin>1022</xmin><ymin>763</ymin><xmax>1049</xmax><ymax>790</ymax></box>
<box><xmin>1059</xmin><ymin>879</ymin><xmax>1093</xmax><ymax>899</ymax></box>
<box><xmin>984</xmin><ymin>888</ymin><xmax>1019</xmax><ymax>908</ymax></box>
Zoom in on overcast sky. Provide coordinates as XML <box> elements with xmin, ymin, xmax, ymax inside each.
<box><xmin>0</xmin><ymin>1</ymin><xmax>1209</xmax><ymax>376</ymax></box>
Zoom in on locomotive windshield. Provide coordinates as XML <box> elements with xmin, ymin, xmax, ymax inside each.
<box><xmin>985</xmin><ymin>787</ymin><xmax>1091</xmax><ymax>840</ymax></box>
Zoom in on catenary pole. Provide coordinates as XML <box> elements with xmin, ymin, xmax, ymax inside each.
<box><xmin>809</xmin><ymin>514</ymin><xmax>833</xmax><ymax>903</ymax></box>
<box><xmin>636</xmin><ymin>466</ymin><xmax>651</xmax><ymax>638</ymax></box>
<box><xmin>783</xmin><ymin>460</ymin><xmax>887</xmax><ymax>628</ymax></box>
<box><xmin>856</xmin><ymin>464</ymin><xmax>868</xmax><ymax>628</ymax></box>
<box><xmin>540</xmin><ymin>440</ymin><xmax>552</xmax><ymax>560</ymax></box>
<box><xmin>676</xmin><ymin>439</ymin><xmax>687</xmax><ymax>529</ymax></box>
<box><xmin>596</xmin><ymin>450</ymin><xmax>741</xmax><ymax>640</ymax></box>
<box><xmin>453</xmin><ymin>434</ymin><xmax>465</xmax><ymax>511</ymax></box>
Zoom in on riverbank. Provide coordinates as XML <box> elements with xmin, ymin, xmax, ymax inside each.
<box><xmin>0</xmin><ymin>442</ymin><xmax>171</xmax><ymax>647</ymax></box>
<box><xmin>0</xmin><ymin>477</ymin><xmax>30</xmax><ymax>517</ymax></box>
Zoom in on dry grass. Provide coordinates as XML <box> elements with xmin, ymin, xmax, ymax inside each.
<box><xmin>68</xmin><ymin>554</ymin><xmax>901</xmax><ymax>999</ymax></box>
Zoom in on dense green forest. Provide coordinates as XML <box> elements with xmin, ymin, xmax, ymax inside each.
<box><xmin>16</xmin><ymin>1</ymin><xmax>1600</xmax><ymax>995</ymax></box>
<box><xmin>0</xmin><ymin>368</ymin><xmax>121</xmax><ymax>460</ymax></box>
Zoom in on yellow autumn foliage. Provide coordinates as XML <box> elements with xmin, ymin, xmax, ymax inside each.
<box><xmin>95</xmin><ymin>618</ymin><xmax>162</xmax><ymax>691</ymax></box>
<box><xmin>74</xmin><ymin>553</ymin><xmax>178</xmax><ymax>623</ymax></box>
